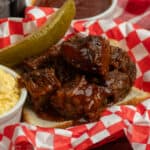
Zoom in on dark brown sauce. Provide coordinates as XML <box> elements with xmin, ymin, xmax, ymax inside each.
<box><xmin>35</xmin><ymin>0</ymin><xmax>112</xmax><ymax>19</ymax></box>
<box><xmin>37</xmin><ymin>103</ymin><xmax>90</xmax><ymax>126</ymax></box>
<box><xmin>37</xmin><ymin>104</ymin><xmax>106</xmax><ymax>126</ymax></box>
<box><xmin>38</xmin><ymin>106</ymin><xmax>67</xmax><ymax>122</ymax></box>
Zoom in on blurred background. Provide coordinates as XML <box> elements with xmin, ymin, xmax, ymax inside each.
<box><xmin>2</xmin><ymin>0</ymin><xmax>149</xmax><ymax>29</ymax></box>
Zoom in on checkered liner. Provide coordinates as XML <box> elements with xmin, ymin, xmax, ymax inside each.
<box><xmin>116</xmin><ymin>0</ymin><xmax>150</xmax><ymax>30</ymax></box>
<box><xmin>0</xmin><ymin>7</ymin><xmax>150</xmax><ymax>150</ymax></box>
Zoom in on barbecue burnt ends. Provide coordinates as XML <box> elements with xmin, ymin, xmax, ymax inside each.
<box><xmin>110</xmin><ymin>46</ymin><xmax>136</xmax><ymax>85</ymax></box>
<box><xmin>61</xmin><ymin>35</ymin><xmax>110</xmax><ymax>75</ymax></box>
<box><xmin>20</xmin><ymin>35</ymin><xmax>136</xmax><ymax>122</ymax></box>
<box><xmin>19</xmin><ymin>68</ymin><xmax>61</xmax><ymax>111</ymax></box>
<box><xmin>22</xmin><ymin>46</ymin><xmax>62</xmax><ymax>71</ymax></box>
<box><xmin>50</xmin><ymin>75</ymin><xmax>107</xmax><ymax>121</ymax></box>
<box><xmin>104</xmin><ymin>70</ymin><xmax>131</xmax><ymax>104</ymax></box>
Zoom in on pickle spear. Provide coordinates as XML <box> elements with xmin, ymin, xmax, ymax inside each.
<box><xmin>0</xmin><ymin>0</ymin><xmax>75</xmax><ymax>66</ymax></box>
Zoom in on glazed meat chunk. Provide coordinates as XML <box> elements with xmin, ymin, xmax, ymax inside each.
<box><xmin>54</xmin><ymin>58</ymin><xmax>79</xmax><ymax>84</ymax></box>
<box><xmin>23</xmin><ymin>46</ymin><xmax>61</xmax><ymax>71</ymax></box>
<box><xmin>20</xmin><ymin>68</ymin><xmax>61</xmax><ymax>111</ymax></box>
<box><xmin>22</xmin><ymin>45</ymin><xmax>79</xmax><ymax>84</ymax></box>
<box><xmin>61</xmin><ymin>35</ymin><xmax>110</xmax><ymax>75</ymax></box>
<box><xmin>50</xmin><ymin>75</ymin><xmax>107</xmax><ymax>121</ymax></box>
<box><xmin>110</xmin><ymin>46</ymin><xmax>136</xmax><ymax>85</ymax></box>
<box><xmin>104</xmin><ymin>70</ymin><xmax>131</xmax><ymax>104</ymax></box>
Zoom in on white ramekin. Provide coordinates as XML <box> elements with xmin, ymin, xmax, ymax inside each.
<box><xmin>26</xmin><ymin>0</ymin><xmax>118</xmax><ymax>20</ymax></box>
<box><xmin>80</xmin><ymin>0</ymin><xmax>118</xmax><ymax>21</ymax></box>
<box><xmin>0</xmin><ymin>65</ymin><xmax>27</xmax><ymax>130</ymax></box>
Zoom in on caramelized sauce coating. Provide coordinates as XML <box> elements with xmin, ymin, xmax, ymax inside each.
<box><xmin>20</xmin><ymin>35</ymin><xmax>136</xmax><ymax>122</ymax></box>
<box><xmin>50</xmin><ymin>76</ymin><xmax>107</xmax><ymax>121</ymax></box>
<box><xmin>61</xmin><ymin>35</ymin><xmax>110</xmax><ymax>75</ymax></box>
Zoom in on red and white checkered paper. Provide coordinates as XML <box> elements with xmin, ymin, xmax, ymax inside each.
<box><xmin>113</xmin><ymin>0</ymin><xmax>150</xmax><ymax>30</ymax></box>
<box><xmin>28</xmin><ymin>0</ymin><xmax>150</xmax><ymax>30</ymax></box>
<box><xmin>0</xmin><ymin>6</ymin><xmax>150</xmax><ymax>150</ymax></box>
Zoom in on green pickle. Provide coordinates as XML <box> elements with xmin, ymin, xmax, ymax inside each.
<box><xmin>0</xmin><ymin>0</ymin><xmax>76</xmax><ymax>66</ymax></box>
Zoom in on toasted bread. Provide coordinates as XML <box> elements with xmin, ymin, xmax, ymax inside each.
<box><xmin>117</xmin><ymin>87</ymin><xmax>150</xmax><ymax>105</ymax></box>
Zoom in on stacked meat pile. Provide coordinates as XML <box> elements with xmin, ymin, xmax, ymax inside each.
<box><xmin>20</xmin><ymin>35</ymin><xmax>136</xmax><ymax>122</ymax></box>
